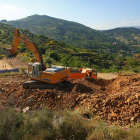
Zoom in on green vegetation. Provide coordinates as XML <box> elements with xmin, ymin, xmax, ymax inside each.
<box><xmin>103</xmin><ymin>27</ymin><xmax>140</xmax><ymax>48</ymax></box>
<box><xmin>2</xmin><ymin>15</ymin><xmax>132</xmax><ymax>53</ymax></box>
<box><xmin>20</xmin><ymin>67</ymin><xmax>26</xmax><ymax>73</ymax></box>
<box><xmin>0</xmin><ymin>72</ymin><xmax>23</xmax><ymax>77</ymax></box>
<box><xmin>119</xmin><ymin>70</ymin><xmax>136</xmax><ymax>76</ymax></box>
<box><xmin>0</xmin><ymin>23</ymin><xmax>140</xmax><ymax>73</ymax></box>
<box><xmin>0</xmin><ymin>108</ymin><xmax>140</xmax><ymax>140</ymax></box>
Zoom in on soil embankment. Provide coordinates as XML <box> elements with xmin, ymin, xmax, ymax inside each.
<box><xmin>0</xmin><ymin>73</ymin><xmax>140</xmax><ymax>126</ymax></box>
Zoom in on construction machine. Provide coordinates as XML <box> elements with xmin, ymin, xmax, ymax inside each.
<box><xmin>6</xmin><ymin>29</ymin><xmax>70</xmax><ymax>89</ymax></box>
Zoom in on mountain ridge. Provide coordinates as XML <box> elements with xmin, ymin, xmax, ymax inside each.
<box><xmin>1</xmin><ymin>14</ymin><xmax>121</xmax><ymax>51</ymax></box>
<box><xmin>1</xmin><ymin>14</ymin><xmax>138</xmax><ymax>53</ymax></box>
<box><xmin>102</xmin><ymin>27</ymin><xmax>140</xmax><ymax>47</ymax></box>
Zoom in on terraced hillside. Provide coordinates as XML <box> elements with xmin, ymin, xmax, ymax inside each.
<box><xmin>103</xmin><ymin>27</ymin><xmax>140</xmax><ymax>48</ymax></box>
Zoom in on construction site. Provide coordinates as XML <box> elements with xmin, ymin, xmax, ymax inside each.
<box><xmin>0</xmin><ymin>57</ymin><xmax>140</xmax><ymax>127</ymax></box>
<box><xmin>0</xmin><ymin>29</ymin><xmax>140</xmax><ymax>129</ymax></box>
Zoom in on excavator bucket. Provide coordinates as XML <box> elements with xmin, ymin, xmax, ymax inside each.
<box><xmin>6</xmin><ymin>49</ymin><xmax>18</xmax><ymax>59</ymax></box>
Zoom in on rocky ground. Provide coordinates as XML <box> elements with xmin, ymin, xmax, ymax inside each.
<box><xmin>0</xmin><ymin>73</ymin><xmax>140</xmax><ymax>126</ymax></box>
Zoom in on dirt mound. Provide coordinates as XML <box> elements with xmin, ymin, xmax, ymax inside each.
<box><xmin>78</xmin><ymin>74</ymin><xmax>140</xmax><ymax>126</ymax></box>
<box><xmin>0</xmin><ymin>74</ymin><xmax>140</xmax><ymax>126</ymax></box>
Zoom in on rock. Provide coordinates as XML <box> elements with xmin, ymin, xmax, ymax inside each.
<box><xmin>130</xmin><ymin>117</ymin><xmax>135</xmax><ymax>121</ymax></box>
<box><xmin>57</xmin><ymin>95</ymin><xmax>61</xmax><ymax>99</ymax></box>
<box><xmin>23</xmin><ymin>107</ymin><xmax>29</xmax><ymax>113</ymax></box>
<box><xmin>111</xmin><ymin>112</ymin><xmax>117</xmax><ymax>117</ymax></box>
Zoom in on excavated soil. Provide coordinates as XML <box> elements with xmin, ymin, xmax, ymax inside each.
<box><xmin>0</xmin><ymin>74</ymin><xmax>140</xmax><ymax>126</ymax></box>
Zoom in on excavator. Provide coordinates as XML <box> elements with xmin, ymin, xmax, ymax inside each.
<box><xmin>6</xmin><ymin>29</ymin><xmax>70</xmax><ymax>89</ymax></box>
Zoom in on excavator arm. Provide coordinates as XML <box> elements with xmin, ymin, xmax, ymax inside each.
<box><xmin>6</xmin><ymin>29</ymin><xmax>45</xmax><ymax>70</ymax></box>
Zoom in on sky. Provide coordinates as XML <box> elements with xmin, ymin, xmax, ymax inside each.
<box><xmin>0</xmin><ymin>0</ymin><xmax>140</xmax><ymax>30</ymax></box>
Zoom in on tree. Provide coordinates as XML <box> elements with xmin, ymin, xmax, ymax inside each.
<box><xmin>49</xmin><ymin>51</ymin><xmax>59</xmax><ymax>61</ymax></box>
<box><xmin>44</xmin><ymin>57</ymin><xmax>53</xmax><ymax>68</ymax></box>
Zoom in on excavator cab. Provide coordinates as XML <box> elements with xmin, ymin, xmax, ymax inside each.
<box><xmin>27</xmin><ymin>62</ymin><xmax>42</xmax><ymax>78</ymax></box>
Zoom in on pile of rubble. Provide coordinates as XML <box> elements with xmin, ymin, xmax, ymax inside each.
<box><xmin>77</xmin><ymin>75</ymin><xmax>140</xmax><ymax>126</ymax></box>
<box><xmin>0</xmin><ymin>74</ymin><xmax>140</xmax><ymax>126</ymax></box>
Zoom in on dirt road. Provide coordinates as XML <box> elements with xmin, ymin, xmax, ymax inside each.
<box><xmin>98</xmin><ymin>73</ymin><xmax>118</xmax><ymax>79</ymax></box>
<box><xmin>0</xmin><ymin>60</ymin><xmax>12</xmax><ymax>69</ymax></box>
<box><xmin>0</xmin><ymin>58</ymin><xmax>27</xmax><ymax>70</ymax></box>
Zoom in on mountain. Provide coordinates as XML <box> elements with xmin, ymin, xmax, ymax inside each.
<box><xmin>134</xmin><ymin>26</ymin><xmax>140</xmax><ymax>30</ymax></box>
<box><xmin>1</xmin><ymin>14</ymin><xmax>130</xmax><ymax>52</ymax></box>
<box><xmin>102</xmin><ymin>27</ymin><xmax>140</xmax><ymax>48</ymax></box>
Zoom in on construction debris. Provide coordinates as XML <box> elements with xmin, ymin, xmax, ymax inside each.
<box><xmin>0</xmin><ymin>74</ymin><xmax>140</xmax><ymax>126</ymax></box>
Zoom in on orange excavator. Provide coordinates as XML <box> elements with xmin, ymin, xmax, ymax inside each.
<box><xmin>6</xmin><ymin>29</ymin><xmax>70</xmax><ymax>89</ymax></box>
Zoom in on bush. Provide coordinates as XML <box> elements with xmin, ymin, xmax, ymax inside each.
<box><xmin>119</xmin><ymin>70</ymin><xmax>136</xmax><ymax>76</ymax></box>
<box><xmin>0</xmin><ymin>108</ymin><xmax>24</xmax><ymax>140</ymax></box>
<box><xmin>30</xmin><ymin>57</ymin><xmax>35</xmax><ymax>62</ymax></box>
<box><xmin>87</xmin><ymin>124</ymin><xmax>129</xmax><ymax>140</ymax></box>
<box><xmin>20</xmin><ymin>67</ymin><xmax>26</xmax><ymax>73</ymax></box>
<box><xmin>0</xmin><ymin>108</ymin><xmax>140</xmax><ymax>140</ymax></box>
<box><xmin>23</xmin><ymin>109</ymin><xmax>56</xmax><ymax>140</ymax></box>
<box><xmin>57</xmin><ymin>110</ymin><xmax>88</xmax><ymax>140</ymax></box>
<box><xmin>20</xmin><ymin>55</ymin><xmax>30</xmax><ymax>62</ymax></box>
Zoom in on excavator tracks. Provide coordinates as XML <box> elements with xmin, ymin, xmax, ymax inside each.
<box><xmin>22</xmin><ymin>80</ymin><xmax>70</xmax><ymax>89</ymax></box>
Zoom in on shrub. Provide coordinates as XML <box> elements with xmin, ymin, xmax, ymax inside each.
<box><xmin>0</xmin><ymin>108</ymin><xmax>140</xmax><ymax>140</ymax></box>
<box><xmin>57</xmin><ymin>110</ymin><xmax>88</xmax><ymax>140</ymax></box>
<box><xmin>23</xmin><ymin>109</ymin><xmax>56</xmax><ymax>140</ymax></box>
<box><xmin>20</xmin><ymin>55</ymin><xmax>30</xmax><ymax>62</ymax></box>
<box><xmin>20</xmin><ymin>67</ymin><xmax>26</xmax><ymax>73</ymax></box>
<box><xmin>30</xmin><ymin>57</ymin><xmax>35</xmax><ymax>62</ymax></box>
<box><xmin>119</xmin><ymin>70</ymin><xmax>136</xmax><ymax>76</ymax></box>
<box><xmin>1</xmin><ymin>54</ymin><xmax>5</xmax><ymax>57</ymax></box>
<box><xmin>0</xmin><ymin>108</ymin><xmax>24</xmax><ymax>140</ymax></box>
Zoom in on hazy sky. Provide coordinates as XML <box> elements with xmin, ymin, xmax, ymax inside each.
<box><xmin>0</xmin><ymin>0</ymin><xmax>140</xmax><ymax>30</ymax></box>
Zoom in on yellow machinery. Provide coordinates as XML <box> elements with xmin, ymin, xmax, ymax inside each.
<box><xmin>6</xmin><ymin>29</ymin><xmax>70</xmax><ymax>89</ymax></box>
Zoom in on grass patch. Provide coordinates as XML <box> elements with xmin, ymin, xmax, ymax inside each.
<box><xmin>0</xmin><ymin>72</ymin><xmax>23</xmax><ymax>77</ymax></box>
<box><xmin>20</xmin><ymin>55</ymin><xmax>30</xmax><ymax>62</ymax></box>
<box><xmin>0</xmin><ymin>108</ymin><xmax>140</xmax><ymax>140</ymax></box>
<box><xmin>0</xmin><ymin>108</ymin><xmax>24</xmax><ymax>140</ymax></box>
<box><xmin>57</xmin><ymin>110</ymin><xmax>88</xmax><ymax>140</ymax></box>
<box><xmin>119</xmin><ymin>70</ymin><xmax>136</xmax><ymax>76</ymax></box>
<box><xmin>19</xmin><ymin>67</ymin><xmax>26</xmax><ymax>73</ymax></box>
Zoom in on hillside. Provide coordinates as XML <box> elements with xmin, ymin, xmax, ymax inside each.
<box><xmin>1</xmin><ymin>14</ymin><xmax>131</xmax><ymax>52</ymax></box>
<box><xmin>103</xmin><ymin>27</ymin><xmax>140</xmax><ymax>48</ymax></box>
<box><xmin>134</xmin><ymin>26</ymin><xmax>140</xmax><ymax>29</ymax></box>
<box><xmin>1</xmin><ymin>23</ymin><xmax>140</xmax><ymax>72</ymax></box>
